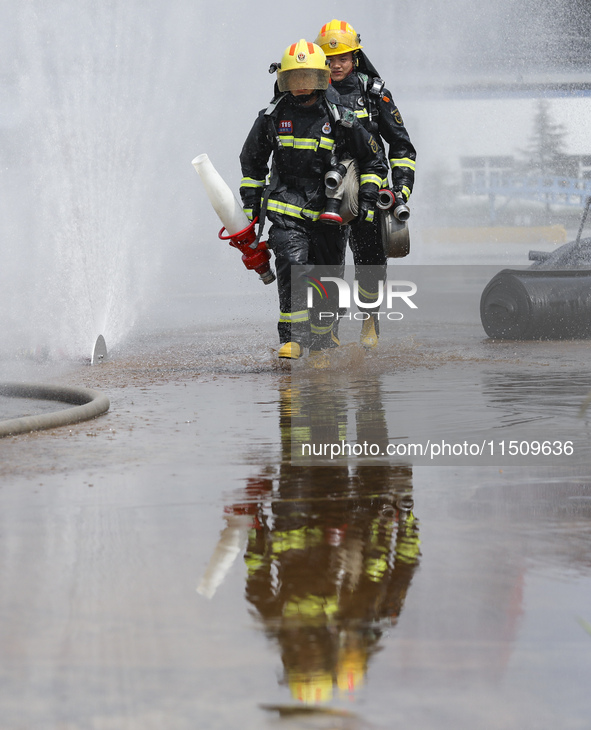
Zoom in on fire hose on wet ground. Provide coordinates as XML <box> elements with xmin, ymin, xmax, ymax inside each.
<box><xmin>0</xmin><ymin>383</ymin><xmax>110</xmax><ymax>438</ymax></box>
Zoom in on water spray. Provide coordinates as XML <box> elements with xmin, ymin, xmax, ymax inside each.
<box><xmin>192</xmin><ymin>154</ymin><xmax>275</xmax><ymax>285</ymax></box>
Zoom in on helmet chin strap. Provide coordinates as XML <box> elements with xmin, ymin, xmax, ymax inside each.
<box><xmin>293</xmin><ymin>92</ymin><xmax>318</xmax><ymax>104</ymax></box>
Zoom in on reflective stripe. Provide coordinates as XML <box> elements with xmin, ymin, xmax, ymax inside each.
<box><xmin>243</xmin><ymin>207</ymin><xmax>254</xmax><ymax>220</ymax></box>
<box><xmin>354</xmin><ymin>109</ymin><xmax>369</xmax><ymax>119</ymax></box>
<box><xmin>401</xmin><ymin>185</ymin><xmax>411</xmax><ymax>200</ymax></box>
<box><xmin>244</xmin><ymin>552</ymin><xmax>265</xmax><ymax>575</ymax></box>
<box><xmin>360</xmin><ymin>173</ymin><xmax>382</xmax><ymax>187</ymax></box>
<box><xmin>390</xmin><ymin>157</ymin><xmax>416</xmax><ymax>171</ymax></box>
<box><xmin>283</xmin><ymin>594</ymin><xmax>338</xmax><ymax>619</ymax></box>
<box><xmin>240</xmin><ymin>176</ymin><xmax>265</xmax><ymax>188</ymax></box>
<box><xmin>272</xmin><ymin>527</ymin><xmax>323</xmax><ymax>555</ymax></box>
<box><xmin>365</xmin><ymin>556</ymin><xmax>388</xmax><ymax>582</ymax></box>
<box><xmin>365</xmin><ymin>209</ymin><xmax>375</xmax><ymax>222</ymax></box>
<box><xmin>279</xmin><ymin>309</ymin><xmax>309</xmax><ymax>323</ymax></box>
<box><xmin>396</xmin><ymin>537</ymin><xmax>421</xmax><ymax>564</ymax></box>
<box><xmin>279</xmin><ymin>134</ymin><xmax>334</xmax><ymax>152</ymax></box>
<box><xmin>357</xmin><ymin>284</ymin><xmax>378</xmax><ymax>300</ymax></box>
<box><xmin>267</xmin><ymin>198</ymin><xmax>321</xmax><ymax>221</ymax></box>
<box><xmin>310</xmin><ymin>322</ymin><xmax>334</xmax><ymax>335</ymax></box>
<box><xmin>277</xmin><ymin>135</ymin><xmax>335</xmax><ymax>152</ymax></box>
<box><xmin>287</xmin><ymin>425</ymin><xmax>312</xmax><ymax>443</ymax></box>
<box><xmin>278</xmin><ymin>135</ymin><xmax>308</xmax><ymax>149</ymax></box>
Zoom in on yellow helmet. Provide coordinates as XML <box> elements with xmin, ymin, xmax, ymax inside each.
<box><xmin>277</xmin><ymin>39</ymin><xmax>330</xmax><ymax>93</ymax></box>
<box><xmin>314</xmin><ymin>19</ymin><xmax>363</xmax><ymax>57</ymax></box>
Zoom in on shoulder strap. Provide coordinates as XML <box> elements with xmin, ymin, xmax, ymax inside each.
<box><xmin>324</xmin><ymin>88</ymin><xmax>355</xmax><ymax>129</ymax></box>
<box><xmin>360</xmin><ymin>74</ymin><xmax>385</xmax><ymax>122</ymax></box>
<box><xmin>326</xmin><ymin>101</ymin><xmax>341</xmax><ymax>125</ymax></box>
<box><xmin>264</xmin><ymin>91</ymin><xmax>288</xmax><ymax>117</ymax></box>
<box><xmin>254</xmin><ymin>164</ymin><xmax>278</xmax><ymax>247</ymax></box>
<box><xmin>356</xmin><ymin>72</ymin><xmax>385</xmax><ymax>99</ymax></box>
<box><xmin>254</xmin><ymin>94</ymin><xmax>288</xmax><ymax>245</ymax></box>
<box><xmin>264</xmin><ymin>92</ymin><xmax>289</xmax><ymax>149</ymax></box>
<box><xmin>368</xmin><ymin>76</ymin><xmax>385</xmax><ymax>99</ymax></box>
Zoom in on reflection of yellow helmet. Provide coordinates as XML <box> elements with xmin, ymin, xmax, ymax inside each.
<box><xmin>336</xmin><ymin>647</ymin><xmax>367</xmax><ymax>696</ymax></box>
<box><xmin>288</xmin><ymin>670</ymin><xmax>333</xmax><ymax>704</ymax></box>
<box><xmin>314</xmin><ymin>19</ymin><xmax>363</xmax><ymax>57</ymax></box>
<box><xmin>277</xmin><ymin>39</ymin><xmax>330</xmax><ymax>93</ymax></box>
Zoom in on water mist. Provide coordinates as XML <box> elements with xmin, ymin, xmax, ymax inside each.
<box><xmin>0</xmin><ymin>2</ymin><xmax>184</xmax><ymax>360</ymax></box>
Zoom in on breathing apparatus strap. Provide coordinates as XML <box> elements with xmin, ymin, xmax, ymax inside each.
<box><xmin>359</xmin><ymin>72</ymin><xmax>385</xmax><ymax>122</ymax></box>
<box><xmin>255</xmin><ymin>165</ymin><xmax>278</xmax><ymax>245</ymax></box>
<box><xmin>264</xmin><ymin>91</ymin><xmax>289</xmax><ymax>119</ymax></box>
<box><xmin>254</xmin><ymin>99</ymin><xmax>287</xmax><ymax>244</ymax></box>
<box><xmin>355</xmin><ymin>50</ymin><xmax>382</xmax><ymax>80</ymax></box>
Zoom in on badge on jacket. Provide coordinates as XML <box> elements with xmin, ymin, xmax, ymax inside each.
<box><xmin>322</xmin><ymin>122</ymin><xmax>331</xmax><ymax>134</ymax></box>
<box><xmin>392</xmin><ymin>108</ymin><xmax>403</xmax><ymax>125</ymax></box>
<box><xmin>279</xmin><ymin>120</ymin><xmax>293</xmax><ymax>134</ymax></box>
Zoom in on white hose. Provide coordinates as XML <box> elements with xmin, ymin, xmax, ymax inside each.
<box><xmin>192</xmin><ymin>153</ymin><xmax>250</xmax><ymax>235</ymax></box>
<box><xmin>338</xmin><ymin>159</ymin><xmax>360</xmax><ymax>224</ymax></box>
<box><xmin>0</xmin><ymin>383</ymin><xmax>110</xmax><ymax>437</ymax></box>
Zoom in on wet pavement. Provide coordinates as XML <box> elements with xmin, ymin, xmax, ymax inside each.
<box><xmin>1</xmin><ymin>286</ymin><xmax>591</xmax><ymax>729</ymax></box>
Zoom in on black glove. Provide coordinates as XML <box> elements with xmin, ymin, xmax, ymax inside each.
<box><xmin>357</xmin><ymin>203</ymin><xmax>376</xmax><ymax>224</ymax></box>
<box><xmin>357</xmin><ymin>190</ymin><xmax>377</xmax><ymax>224</ymax></box>
<box><xmin>242</xmin><ymin>192</ymin><xmax>261</xmax><ymax>222</ymax></box>
<box><xmin>392</xmin><ymin>189</ymin><xmax>411</xmax><ymax>222</ymax></box>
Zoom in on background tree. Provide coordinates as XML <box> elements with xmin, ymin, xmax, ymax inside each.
<box><xmin>519</xmin><ymin>99</ymin><xmax>570</xmax><ymax>177</ymax></box>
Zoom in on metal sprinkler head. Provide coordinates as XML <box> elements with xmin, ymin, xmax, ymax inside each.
<box><xmin>91</xmin><ymin>335</ymin><xmax>108</xmax><ymax>365</ymax></box>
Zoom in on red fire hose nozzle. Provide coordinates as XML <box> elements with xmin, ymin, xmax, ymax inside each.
<box><xmin>218</xmin><ymin>218</ymin><xmax>276</xmax><ymax>285</ymax></box>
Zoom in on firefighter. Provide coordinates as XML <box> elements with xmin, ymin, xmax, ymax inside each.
<box><xmin>240</xmin><ymin>39</ymin><xmax>386</xmax><ymax>360</ymax></box>
<box><xmin>315</xmin><ymin>20</ymin><xmax>417</xmax><ymax>349</ymax></box>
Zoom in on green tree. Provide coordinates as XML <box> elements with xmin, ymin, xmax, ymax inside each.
<box><xmin>520</xmin><ymin>99</ymin><xmax>569</xmax><ymax>177</ymax></box>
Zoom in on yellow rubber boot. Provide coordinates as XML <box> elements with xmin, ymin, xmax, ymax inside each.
<box><xmin>360</xmin><ymin>315</ymin><xmax>378</xmax><ymax>349</ymax></box>
<box><xmin>278</xmin><ymin>342</ymin><xmax>302</xmax><ymax>359</ymax></box>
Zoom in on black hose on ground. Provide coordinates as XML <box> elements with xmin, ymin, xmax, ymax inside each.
<box><xmin>480</xmin><ymin>268</ymin><xmax>591</xmax><ymax>340</ymax></box>
<box><xmin>0</xmin><ymin>383</ymin><xmax>110</xmax><ymax>438</ymax></box>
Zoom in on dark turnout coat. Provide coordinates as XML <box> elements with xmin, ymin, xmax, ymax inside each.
<box><xmin>331</xmin><ymin>71</ymin><xmax>416</xmax><ymax>200</ymax></box>
<box><xmin>239</xmin><ymin>86</ymin><xmax>386</xmax><ymax>228</ymax></box>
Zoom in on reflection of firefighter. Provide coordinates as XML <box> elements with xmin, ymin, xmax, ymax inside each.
<box><xmin>205</xmin><ymin>375</ymin><xmax>420</xmax><ymax>705</ymax></box>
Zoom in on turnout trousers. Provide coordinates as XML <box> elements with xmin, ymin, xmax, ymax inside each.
<box><xmin>348</xmin><ymin>217</ymin><xmax>388</xmax><ymax>314</ymax></box>
<box><xmin>270</xmin><ymin>220</ymin><xmax>346</xmax><ymax>349</ymax></box>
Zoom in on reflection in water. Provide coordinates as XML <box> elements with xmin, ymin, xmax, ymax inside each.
<box><xmin>482</xmin><ymin>369</ymin><xmax>591</xmax><ymax>418</ymax></box>
<box><xmin>201</xmin><ymin>374</ymin><xmax>420</xmax><ymax>709</ymax></box>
